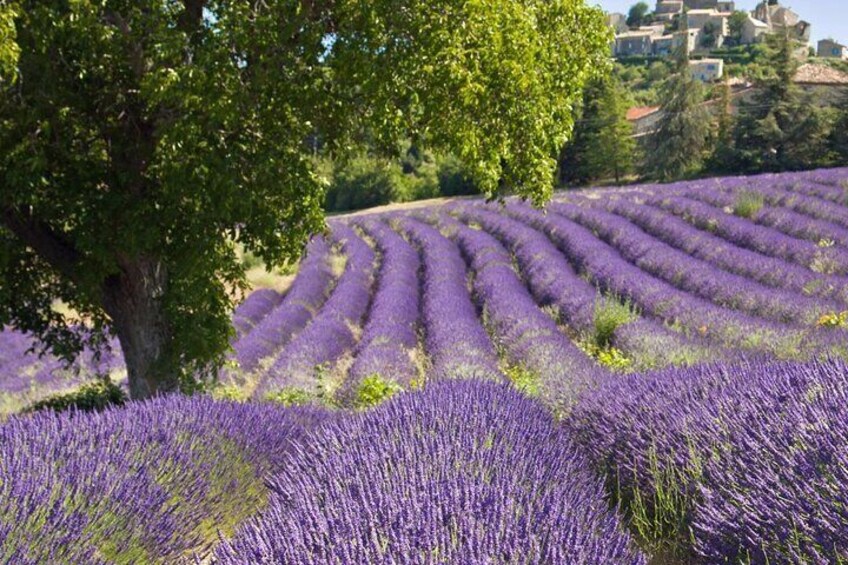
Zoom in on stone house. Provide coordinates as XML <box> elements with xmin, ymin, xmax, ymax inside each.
<box><xmin>818</xmin><ymin>39</ymin><xmax>848</xmax><ymax>60</ymax></box>
<box><xmin>689</xmin><ymin>58</ymin><xmax>724</xmax><ymax>82</ymax></box>
<box><xmin>614</xmin><ymin>31</ymin><xmax>655</xmax><ymax>57</ymax></box>
<box><xmin>741</xmin><ymin>14</ymin><xmax>770</xmax><ymax>44</ymax></box>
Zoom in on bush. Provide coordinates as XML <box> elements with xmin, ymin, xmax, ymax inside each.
<box><xmin>24</xmin><ymin>380</ymin><xmax>127</xmax><ymax>414</ymax></box>
<box><xmin>437</xmin><ymin>154</ymin><xmax>479</xmax><ymax>196</ymax></box>
<box><xmin>592</xmin><ymin>294</ymin><xmax>639</xmax><ymax>348</ymax></box>
<box><xmin>264</xmin><ymin>387</ymin><xmax>313</xmax><ymax>407</ymax></box>
<box><xmin>354</xmin><ymin>374</ymin><xmax>402</xmax><ymax>409</ymax></box>
<box><xmin>732</xmin><ymin>190</ymin><xmax>764</xmax><ymax>218</ymax></box>
<box><xmin>324</xmin><ymin>156</ymin><xmax>407</xmax><ymax>212</ymax></box>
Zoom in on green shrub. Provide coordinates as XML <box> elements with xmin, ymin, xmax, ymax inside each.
<box><xmin>593</xmin><ymin>294</ymin><xmax>639</xmax><ymax>348</ymax></box>
<box><xmin>504</xmin><ymin>365</ymin><xmax>540</xmax><ymax>397</ymax></box>
<box><xmin>24</xmin><ymin>380</ymin><xmax>127</xmax><ymax>414</ymax></box>
<box><xmin>264</xmin><ymin>387</ymin><xmax>312</xmax><ymax>407</ymax></box>
<box><xmin>437</xmin><ymin>154</ymin><xmax>480</xmax><ymax>197</ymax></box>
<box><xmin>732</xmin><ymin>191</ymin><xmax>764</xmax><ymax>218</ymax></box>
<box><xmin>354</xmin><ymin>374</ymin><xmax>402</xmax><ymax>409</ymax></box>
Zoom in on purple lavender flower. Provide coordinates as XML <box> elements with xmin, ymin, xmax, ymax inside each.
<box><xmin>214</xmin><ymin>379</ymin><xmax>647</xmax><ymax>564</ymax></box>
<box><xmin>255</xmin><ymin>223</ymin><xmax>376</xmax><ymax>397</ymax></box>
<box><xmin>0</xmin><ymin>395</ymin><xmax>328</xmax><ymax>563</ymax></box>
<box><xmin>395</xmin><ymin>216</ymin><xmax>502</xmax><ymax>382</ymax></box>
<box><xmin>336</xmin><ymin>218</ymin><xmax>421</xmax><ymax>406</ymax></box>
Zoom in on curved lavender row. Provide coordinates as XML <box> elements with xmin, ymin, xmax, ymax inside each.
<box><xmin>231</xmin><ymin>237</ymin><xmax>335</xmax><ymax>374</ymax></box>
<box><xmin>395</xmin><ymin>216</ymin><xmax>502</xmax><ymax>382</ymax></box>
<box><xmin>215</xmin><ymin>380</ymin><xmax>647</xmax><ymax>564</ymax></box>
<box><xmin>801</xmin><ymin>167</ymin><xmax>848</xmax><ymax>190</ymax></box>
<box><xmin>0</xmin><ymin>395</ymin><xmax>328</xmax><ymax>564</ymax></box>
<box><xmin>569</xmin><ymin>358</ymin><xmax>848</xmax><ymax>564</ymax></box>
<box><xmin>256</xmin><ymin>224</ymin><xmax>376</xmax><ymax>398</ymax></box>
<box><xmin>440</xmin><ymin>214</ymin><xmax>603</xmax><ymax>413</ymax></box>
<box><xmin>587</xmin><ymin>195</ymin><xmax>848</xmax><ymax>304</ymax></box>
<box><xmin>504</xmin><ymin>200</ymin><xmax>804</xmax><ymax>355</ymax></box>
<box><xmin>336</xmin><ymin>219</ymin><xmax>421</xmax><ymax>406</ymax></box>
<box><xmin>551</xmin><ymin>202</ymin><xmax>837</xmax><ymax>325</ymax></box>
<box><xmin>677</xmin><ymin>182</ymin><xmax>848</xmax><ymax>248</ymax></box>
<box><xmin>231</xmin><ymin>289</ymin><xmax>283</xmax><ymax>339</ymax></box>
<box><xmin>0</xmin><ymin>329</ymin><xmax>124</xmax><ymax>415</ymax></box>
<box><xmin>451</xmin><ymin>202</ymin><xmax>724</xmax><ymax>368</ymax></box>
<box><xmin>648</xmin><ymin>194</ymin><xmax>848</xmax><ymax>275</ymax></box>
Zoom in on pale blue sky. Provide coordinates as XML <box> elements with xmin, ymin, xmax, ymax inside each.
<box><xmin>593</xmin><ymin>1</ymin><xmax>848</xmax><ymax>44</ymax></box>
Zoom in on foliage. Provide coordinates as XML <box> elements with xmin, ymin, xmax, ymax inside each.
<box><xmin>23</xmin><ymin>380</ymin><xmax>127</xmax><ymax>414</ymax></box>
<box><xmin>641</xmin><ymin>36</ymin><xmax>710</xmax><ymax>180</ymax></box>
<box><xmin>0</xmin><ymin>0</ymin><xmax>610</xmax><ymax>399</ymax></box>
<box><xmin>323</xmin><ymin>149</ymin><xmax>479</xmax><ymax>212</ymax></box>
<box><xmin>831</xmin><ymin>90</ymin><xmax>848</xmax><ymax>163</ymax></box>
<box><xmin>353</xmin><ymin>373</ymin><xmax>402</xmax><ymax>409</ymax></box>
<box><xmin>725</xmin><ymin>11</ymin><xmax>749</xmax><ymax>47</ymax></box>
<box><xmin>733</xmin><ymin>31</ymin><xmax>831</xmax><ymax>172</ymax></box>
<box><xmin>626</xmin><ymin>2</ymin><xmax>651</xmax><ymax>29</ymax></box>
<box><xmin>436</xmin><ymin>154</ymin><xmax>480</xmax><ymax>197</ymax></box>
<box><xmin>560</xmin><ymin>75</ymin><xmax>636</xmax><ymax>185</ymax></box>
<box><xmin>0</xmin><ymin>2</ymin><xmax>18</xmax><ymax>83</ymax></box>
<box><xmin>816</xmin><ymin>311</ymin><xmax>848</xmax><ymax>328</ymax></box>
<box><xmin>732</xmin><ymin>191</ymin><xmax>765</xmax><ymax>218</ymax></box>
<box><xmin>593</xmin><ymin>294</ymin><xmax>639</xmax><ymax>349</ymax></box>
<box><xmin>705</xmin><ymin>79</ymin><xmax>737</xmax><ymax>174</ymax></box>
<box><xmin>264</xmin><ymin>387</ymin><xmax>313</xmax><ymax>407</ymax></box>
<box><xmin>504</xmin><ymin>364</ymin><xmax>540</xmax><ymax>397</ymax></box>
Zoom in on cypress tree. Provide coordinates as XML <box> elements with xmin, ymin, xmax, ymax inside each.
<box><xmin>641</xmin><ymin>16</ymin><xmax>709</xmax><ymax>181</ymax></box>
<box><xmin>560</xmin><ymin>75</ymin><xmax>636</xmax><ymax>185</ymax></box>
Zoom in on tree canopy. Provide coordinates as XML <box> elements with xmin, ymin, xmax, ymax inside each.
<box><xmin>642</xmin><ymin>29</ymin><xmax>709</xmax><ymax>181</ymax></box>
<box><xmin>0</xmin><ymin>0</ymin><xmax>610</xmax><ymax>398</ymax></box>
<box><xmin>560</xmin><ymin>75</ymin><xmax>635</xmax><ymax>185</ymax></box>
<box><xmin>734</xmin><ymin>31</ymin><xmax>829</xmax><ymax>172</ymax></box>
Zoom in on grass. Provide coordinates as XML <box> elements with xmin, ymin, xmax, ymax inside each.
<box><xmin>732</xmin><ymin>191</ymin><xmax>765</xmax><ymax>219</ymax></box>
<box><xmin>593</xmin><ymin>293</ymin><xmax>640</xmax><ymax>349</ymax></box>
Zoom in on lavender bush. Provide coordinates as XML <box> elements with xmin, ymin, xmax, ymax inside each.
<box><xmin>336</xmin><ymin>218</ymin><xmax>421</xmax><ymax>406</ymax></box>
<box><xmin>214</xmin><ymin>379</ymin><xmax>647</xmax><ymax>564</ymax></box>
<box><xmin>230</xmin><ymin>236</ymin><xmax>336</xmax><ymax>375</ymax></box>
<box><xmin>396</xmin><ymin>216</ymin><xmax>502</xmax><ymax>382</ymax></box>
<box><xmin>0</xmin><ymin>395</ymin><xmax>328</xmax><ymax>563</ymax></box>
<box><xmin>256</xmin><ymin>223</ymin><xmax>376</xmax><ymax>398</ymax></box>
<box><xmin>569</xmin><ymin>358</ymin><xmax>848</xmax><ymax>563</ymax></box>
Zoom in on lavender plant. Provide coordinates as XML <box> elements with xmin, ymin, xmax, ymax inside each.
<box><xmin>0</xmin><ymin>395</ymin><xmax>328</xmax><ymax>563</ymax></box>
<box><xmin>214</xmin><ymin>379</ymin><xmax>647</xmax><ymax>564</ymax></box>
<box><xmin>256</xmin><ymin>223</ymin><xmax>376</xmax><ymax>399</ymax></box>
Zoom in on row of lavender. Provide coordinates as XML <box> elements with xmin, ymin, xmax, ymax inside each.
<box><xmin>0</xmin><ymin>380</ymin><xmax>646</xmax><ymax>563</ymax></box>
<box><xmin>6</xmin><ymin>167</ymin><xmax>848</xmax><ymax>411</ymax></box>
<box><xmin>4</xmin><ymin>357</ymin><xmax>847</xmax><ymax>563</ymax></box>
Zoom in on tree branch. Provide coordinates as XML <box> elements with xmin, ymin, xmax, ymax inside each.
<box><xmin>1</xmin><ymin>206</ymin><xmax>84</xmax><ymax>284</ymax></box>
<box><xmin>178</xmin><ymin>0</ymin><xmax>207</xmax><ymax>35</ymax></box>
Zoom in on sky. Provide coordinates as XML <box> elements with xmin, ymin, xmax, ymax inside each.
<box><xmin>592</xmin><ymin>0</ymin><xmax>848</xmax><ymax>44</ymax></box>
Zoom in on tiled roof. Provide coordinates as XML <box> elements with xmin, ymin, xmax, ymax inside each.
<box><xmin>626</xmin><ymin>106</ymin><xmax>661</xmax><ymax>121</ymax></box>
<box><xmin>794</xmin><ymin>63</ymin><xmax>848</xmax><ymax>85</ymax></box>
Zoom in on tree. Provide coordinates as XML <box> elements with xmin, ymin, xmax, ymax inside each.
<box><xmin>705</xmin><ymin>78</ymin><xmax>739</xmax><ymax>173</ymax></box>
<box><xmin>0</xmin><ymin>1</ymin><xmax>610</xmax><ymax>399</ymax></box>
<box><xmin>830</xmin><ymin>91</ymin><xmax>848</xmax><ymax>164</ymax></box>
<box><xmin>626</xmin><ymin>2</ymin><xmax>650</xmax><ymax>29</ymax></box>
<box><xmin>701</xmin><ymin>22</ymin><xmax>720</xmax><ymax>49</ymax></box>
<box><xmin>734</xmin><ymin>30</ymin><xmax>830</xmax><ymax>172</ymax></box>
<box><xmin>641</xmin><ymin>24</ymin><xmax>710</xmax><ymax>180</ymax></box>
<box><xmin>560</xmin><ymin>75</ymin><xmax>635</xmax><ymax>185</ymax></box>
<box><xmin>727</xmin><ymin>11</ymin><xmax>748</xmax><ymax>47</ymax></box>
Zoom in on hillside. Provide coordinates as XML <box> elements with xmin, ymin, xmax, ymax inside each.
<box><xmin>4</xmin><ymin>167</ymin><xmax>848</xmax><ymax>562</ymax></box>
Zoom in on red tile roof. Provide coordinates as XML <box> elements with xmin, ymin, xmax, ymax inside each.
<box><xmin>626</xmin><ymin>106</ymin><xmax>661</xmax><ymax>121</ymax></box>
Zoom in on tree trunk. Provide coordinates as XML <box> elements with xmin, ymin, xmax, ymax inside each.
<box><xmin>102</xmin><ymin>257</ymin><xmax>180</xmax><ymax>399</ymax></box>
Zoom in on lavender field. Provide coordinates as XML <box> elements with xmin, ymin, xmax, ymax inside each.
<box><xmin>4</xmin><ymin>168</ymin><xmax>848</xmax><ymax>563</ymax></box>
